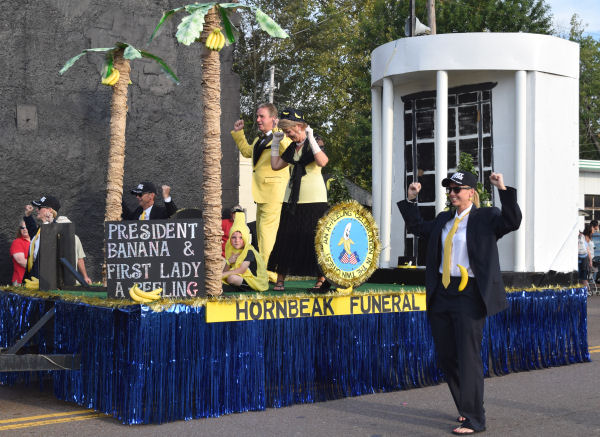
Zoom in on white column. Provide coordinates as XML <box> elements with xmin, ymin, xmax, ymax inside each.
<box><xmin>435</xmin><ymin>71</ymin><xmax>448</xmax><ymax>214</ymax></box>
<box><xmin>381</xmin><ymin>77</ymin><xmax>394</xmax><ymax>267</ymax></box>
<box><xmin>371</xmin><ymin>86</ymin><xmax>382</xmax><ymax>236</ymax></box>
<box><xmin>514</xmin><ymin>70</ymin><xmax>527</xmax><ymax>271</ymax></box>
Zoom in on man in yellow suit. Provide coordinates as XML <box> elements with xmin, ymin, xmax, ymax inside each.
<box><xmin>231</xmin><ymin>103</ymin><xmax>291</xmax><ymax>282</ymax></box>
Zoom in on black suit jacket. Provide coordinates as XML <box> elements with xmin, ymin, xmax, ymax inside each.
<box><xmin>122</xmin><ymin>200</ymin><xmax>178</xmax><ymax>220</ymax></box>
<box><xmin>397</xmin><ymin>187</ymin><xmax>521</xmax><ymax>316</ymax></box>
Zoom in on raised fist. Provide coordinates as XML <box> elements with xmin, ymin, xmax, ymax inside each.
<box><xmin>407</xmin><ymin>182</ymin><xmax>421</xmax><ymax>201</ymax></box>
<box><xmin>233</xmin><ymin>119</ymin><xmax>244</xmax><ymax>131</ymax></box>
<box><xmin>24</xmin><ymin>205</ymin><xmax>34</xmax><ymax>217</ymax></box>
<box><xmin>305</xmin><ymin>125</ymin><xmax>314</xmax><ymax>138</ymax></box>
<box><xmin>162</xmin><ymin>185</ymin><xmax>171</xmax><ymax>199</ymax></box>
<box><xmin>489</xmin><ymin>173</ymin><xmax>506</xmax><ymax>190</ymax></box>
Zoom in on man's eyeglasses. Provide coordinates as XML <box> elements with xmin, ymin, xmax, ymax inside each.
<box><xmin>446</xmin><ymin>186</ymin><xmax>471</xmax><ymax>194</ymax></box>
<box><xmin>19</xmin><ymin>226</ymin><xmax>26</xmax><ymax>229</ymax></box>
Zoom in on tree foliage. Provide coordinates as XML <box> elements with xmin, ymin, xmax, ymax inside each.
<box><xmin>568</xmin><ymin>15</ymin><xmax>600</xmax><ymax>160</ymax></box>
<box><xmin>233</xmin><ymin>0</ymin><xmax>554</xmax><ymax>191</ymax></box>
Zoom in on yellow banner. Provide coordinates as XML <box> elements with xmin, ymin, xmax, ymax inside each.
<box><xmin>206</xmin><ymin>292</ymin><xmax>426</xmax><ymax>323</ymax></box>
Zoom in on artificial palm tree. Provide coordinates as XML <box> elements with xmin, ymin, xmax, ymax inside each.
<box><xmin>59</xmin><ymin>42</ymin><xmax>179</xmax><ymax>222</ymax></box>
<box><xmin>150</xmin><ymin>2</ymin><xmax>287</xmax><ymax>296</ymax></box>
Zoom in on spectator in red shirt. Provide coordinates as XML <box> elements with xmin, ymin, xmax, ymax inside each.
<box><xmin>10</xmin><ymin>220</ymin><xmax>30</xmax><ymax>285</ymax></box>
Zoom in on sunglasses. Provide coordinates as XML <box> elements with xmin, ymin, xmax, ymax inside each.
<box><xmin>20</xmin><ymin>226</ymin><xmax>26</xmax><ymax>229</ymax></box>
<box><xmin>446</xmin><ymin>186</ymin><xmax>471</xmax><ymax>194</ymax></box>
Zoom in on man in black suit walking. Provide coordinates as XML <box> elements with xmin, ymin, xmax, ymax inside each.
<box><xmin>122</xmin><ymin>181</ymin><xmax>177</xmax><ymax>220</ymax></box>
<box><xmin>397</xmin><ymin>171</ymin><xmax>521</xmax><ymax>435</ymax></box>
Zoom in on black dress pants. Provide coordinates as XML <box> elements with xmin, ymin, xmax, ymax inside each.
<box><xmin>428</xmin><ymin>276</ymin><xmax>487</xmax><ymax>431</ymax></box>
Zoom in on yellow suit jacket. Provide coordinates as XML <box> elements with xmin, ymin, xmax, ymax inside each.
<box><xmin>231</xmin><ymin>128</ymin><xmax>291</xmax><ymax>204</ymax></box>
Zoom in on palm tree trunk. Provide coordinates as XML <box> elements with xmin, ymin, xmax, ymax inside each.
<box><xmin>201</xmin><ymin>9</ymin><xmax>223</xmax><ymax>296</ymax></box>
<box><xmin>102</xmin><ymin>51</ymin><xmax>130</xmax><ymax>284</ymax></box>
<box><xmin>105</xmin><ymin>50</ymin><xmax>131</xmax><ymax>221</ymax></box>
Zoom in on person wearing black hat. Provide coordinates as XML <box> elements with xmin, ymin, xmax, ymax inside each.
<box><xmin>397</xmin><ymin>170</ymin><xmax>521</xmax><ymax>435</ymax></box>
<box><xmin>268</xmin><ymin>108</ymin><xmax>330</xmax><ymax>291</ymax></box>
<box><xmin>23</xmin><ymin>195</ymin><xmax>62</xmax><ymax>279</ymax></box>
<box><xmin>122</xmin><ymin>182</ymin><xmax>177</xmax><ymax>220</ymax></box>
<box><xmin>230</xmin><ymin>103</ymin><xmax>291</xmax><ymax>283</ymax></box>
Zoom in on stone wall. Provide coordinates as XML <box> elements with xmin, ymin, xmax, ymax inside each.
<box><xmin>0</xmin><ymin>0</ymin><xmax>240</xmax><ymax>284</ymax></box>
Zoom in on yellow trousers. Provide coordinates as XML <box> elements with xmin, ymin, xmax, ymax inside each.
<box><xmin>256</xmin><ymin>202</ymin><xmax>283</xmax><ymax>280</ymax></box>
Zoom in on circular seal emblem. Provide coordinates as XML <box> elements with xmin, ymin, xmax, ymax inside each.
<box><xmin>315</xmin><ymin>200</ymin><xmax>381</xmax><ymax>288</ymax></box>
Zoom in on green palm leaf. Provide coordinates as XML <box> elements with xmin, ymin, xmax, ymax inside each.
<box><xmin>140</xmin><ymin>50</ymin><xmax>180</xmax><ymax>85</ymax></box>
<box><xmin>123</xmin><ymin>45</ymin><xmax>143</xmax><ymax>60</ymax></box>
<box><xmin>218</xmin><ymin>7</ymin><xmax>237</xmax><ymax>44</ymax></box>
<box><xmin>253</xmin><ymin>8</ymin><xmax>289</xmax><ymax>39</ymax></box>
<box><xmin>149</xmin><ymin>7</ymin><xmax>184</xmax><ymax>42</ymax></box>
<box><xmin>59</xmin><ymin>47</ymin><xmax>115</xmax><ymax>75</ymax></box>
<box><xmin>185</xmin><ymin>2</ymin><xmax>216</xmax><ymax>13</ymax></box>
<box><xmin>216</xmin><ymin>3</ymin><xmax>241</xmax><ymax>8</ymax></box>
<box><xmin>176</xmin><ymin>5</ymin><xmax>213</xmax><ymax>45</ymax></box>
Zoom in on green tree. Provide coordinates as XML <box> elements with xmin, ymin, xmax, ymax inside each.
<box><xmin>233</xmin><ymin>0</ymin><xmax>554</xmax><ymax>191</ymax></box>
<box><xmin>568</xmin><ymin>15</ymin><xmax>600</xmax><ymax>160</ymax></box>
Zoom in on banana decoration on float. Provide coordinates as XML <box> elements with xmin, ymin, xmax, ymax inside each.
<box><xmin>101</xmin><ymin>68</ymin><xmax>120</xmax><ymax>86</ymax></box>
<box><xmin>23</xmin><ymin>276</ymin><xmax>39</xmax><ymax>290</ymax></box>
<box><xmin>457</xmin><ymin>264</ymin><xmax>469</xmax><ymax>291</ymax></box>
<box><xmin>128</xmin><ymin>283</ymin><xmax>162</xmax><ymax>303</ymax></box>
<box><xmin>336</xmin><ymin>285</ymin><xmax>353</xmax><ymax>295</ymax></box>
<box><xmin>205</xmin><ymin>28</ymin><xmax>226</xmax><ymax>51</ymax></box>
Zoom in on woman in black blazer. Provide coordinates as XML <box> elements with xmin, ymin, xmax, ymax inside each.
<box><xmin>397</xmin><ymin>171</ymin><xmax>521</xmax><ymax>435</ymax></box>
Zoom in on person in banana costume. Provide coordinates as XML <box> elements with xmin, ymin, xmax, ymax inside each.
<box><xmin>222</xmin><ymin>211</ymin><xmax>268</xmax><ymax>292</ymax></box>
<box><xmin>397</xmin><ymin>171</ymin><xmax>521</xmax><ymax>435</ymax></box>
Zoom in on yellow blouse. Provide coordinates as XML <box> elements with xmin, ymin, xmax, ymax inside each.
<box><xmin>284</xmin><ymin>147</ymin><xmax>328</xmax><ymax>204</ymax></box>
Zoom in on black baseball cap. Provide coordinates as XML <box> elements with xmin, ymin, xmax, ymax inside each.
<box><xmin>442</xmin><ymin>171</ymin><xmax>478</xmax><ymax>188</ymax></box>
<box><xmin>31</xmin><ymin>195</ymin><xmax>61</xmax><ymax>211</ymax></box>
<box><xmin>280</xmin><ymin>108</ymin><xmax>306</xmax><ymax>123</ymax></box>
<box><xmin>131</xmin><ymin>181</ymin><xmax>157</xmax><ymax>195</ymax></box>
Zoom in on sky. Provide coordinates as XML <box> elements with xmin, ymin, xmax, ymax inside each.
<box><xmin>545</xmin><ymin>0</ymin><xmax>600</xmax><ymax>39</ymax></box>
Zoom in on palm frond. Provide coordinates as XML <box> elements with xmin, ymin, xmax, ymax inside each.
<box><xmin>253</xmin><ymin>8</ymin><xmax>289</xmax><ymax>39</ymax></box>
<box><xmin>140</xmin><ymin>50</ymin><xmax>180</xmax><ymax>84</ymax></box>
<box><xmin>176</xmin><ymin>4</ymin><xmax>214</xmax><ymax>45</ymax></box>
<box><xmin>59</xmin><ymin>47</ymin><xmax>115</xmax><ymax>75</ymax></box>
<box><xmin>123</xmin><ymin>45</ymin><xmax>143</xmax><ymax>60</ymax></box>
<box><xmin>149</xmin><ymin>6</ymin><xmax>185</xmax><ymax>42</ymax></box>
<box><xmin>218</xmin><ymin>6</ymin><xmax>237</xmax><ymax>44</ymax></box>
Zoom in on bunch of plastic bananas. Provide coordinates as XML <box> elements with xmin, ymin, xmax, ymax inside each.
<box><xmin>23</xmin><ymin>276</ymin><xmax>39</xmax><ymax>290</ymax></box>
<box><xmin>205</xmin><ymin>28</ymin><xmax>225</xmax><ymax>51</ymax></box>
<box><xmin>128</xmin><ymin>283</ymin><xmax>162</xmax><ymax>303</ymax></box>
<box><xmin>101</xmin><ymin>68</ymin><xmax>120</xmax><ymax>86</ymax></box>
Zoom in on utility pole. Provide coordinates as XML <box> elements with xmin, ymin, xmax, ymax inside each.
<box><xmin>409</xmin><ymin>0</ymin><xmax>416</xmax><ymax>37</ymax></box>
<box><xmin>268</xmin><ymin>65</ymin><xmax>275</xmax><ymax>103</ymax></box>
<box><xmin>427</xmin><ymin>0</ymin><xmax>436</xmax><ymax>35</ymax></box>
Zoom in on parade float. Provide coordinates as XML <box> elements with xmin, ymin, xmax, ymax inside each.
<box><xmin>0</xmin><ymin>5</ymin><xmax>590</xmax><ymax>425</ymax></box>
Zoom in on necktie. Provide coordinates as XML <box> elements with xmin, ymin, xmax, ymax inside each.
<box><xmin>140</xmin><ymin>211</ymin><xmax>146</xmax><ymax>220</ymax></box>
<box><xmin>442</xmin><ymin>211</ymin><xmax>470</xmax><ymax>288</ymax></box>
<box><xmin>27</xmin><ymin>228</ymin><xmax>41</xmax><ymax>272</ymax></box>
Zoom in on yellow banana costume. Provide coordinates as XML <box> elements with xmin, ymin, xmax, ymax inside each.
<box><xmin>223</xmin><ymin>212</ymin><xmax>268</xmax><ymax>292</ymax></box>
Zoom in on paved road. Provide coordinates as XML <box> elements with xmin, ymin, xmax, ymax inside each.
<box><xmin>1</xmin><ymin>297</ymin><xmax>599</xmax><ymax>436</ymax></box>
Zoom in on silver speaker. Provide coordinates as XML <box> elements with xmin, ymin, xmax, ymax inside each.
<box><xmin>404</xmin><ymin>16</ymin><xmax>431</xmax><ymax>37</ymax></box>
